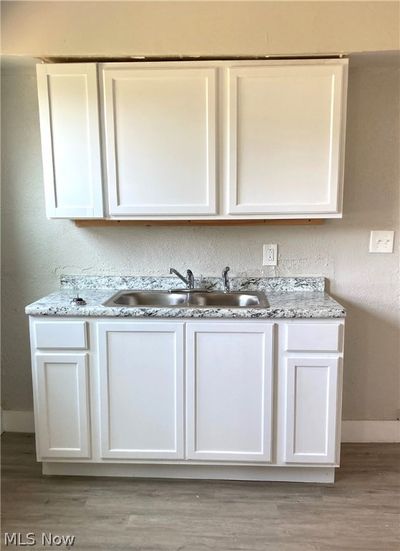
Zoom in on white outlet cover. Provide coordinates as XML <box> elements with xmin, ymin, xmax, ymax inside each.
<box><xmin>369</xmin><ymin>230</ymin><xmax>395</xmax><ymax>253</ymax></box>
<box><xmin>263</xmin><ymin>244</ymin><xmax>278</xmax><ymax>266</ymax></box>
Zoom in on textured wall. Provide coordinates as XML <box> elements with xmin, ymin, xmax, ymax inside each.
<box><xmin>1</xmin><ymin>56</ymin><xmax>399</xmax><ymax>419</ymax></box>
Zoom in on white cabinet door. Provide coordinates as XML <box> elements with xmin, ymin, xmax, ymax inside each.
<box><xmin>97</xmin><ymin>322</ymin><xmax>184</xmax><ymax>459</ymax></box>
<box><xmin>226</xmin><ymin>61</ymin><xmax>347</xmax><ymax>216</ymax></box>
<box><xmin>102</xmin><ymin>64</ymin><xmax>217</xmax><ymax>216</ymax></box>
<box><xmin>284</xmin><ymin>357</ymin><xmax>341</xmax><ymax>464</ymax></box>
<box><xmin>34</xmin><ymin>353</ymin><xmax>91</xmax><ymax>459</ymax></box>
<box><xmin>186</xmin><ymin>322</ymin><xmax>274</xmax><ymax>462</ymax></box>
<box><xmin>36</xmin><ymin>64</ymin><xmax>103</xmax><ymax>218</ymax></box>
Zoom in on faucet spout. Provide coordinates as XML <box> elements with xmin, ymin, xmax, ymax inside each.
<box><xmin>169</xmin><ymin>267</ymin><xmax>195</xmax><ymax>290</ymax></box>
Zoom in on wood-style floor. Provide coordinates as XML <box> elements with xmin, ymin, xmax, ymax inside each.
<box><xmin>1</xmin><ymin>434</ymin><xmax>399</xmax><ymax>551</ymax></box>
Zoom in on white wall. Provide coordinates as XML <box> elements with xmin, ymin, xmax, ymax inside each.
<box><xmin>1</xmin><ymin>1</ymin><xmax>399</xmax><ymax>421</ymax></box>
<box><xmin>2</xmin><ymin>1</ymin><xmax>399</xmax><ymax>57</ymax></box>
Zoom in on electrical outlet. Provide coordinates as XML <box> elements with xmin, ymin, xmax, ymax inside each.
<box><xmin>369</xmin><ymin>231</ymin><xmax>395</xmax><ymax>253</ymax></box>
<box><xmin>263</xmin><ymin>244</ymin><xmax>278</xmax><ymax>266</ymax></box>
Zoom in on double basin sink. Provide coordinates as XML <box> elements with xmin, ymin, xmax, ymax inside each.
<box><xmin>104</xmin><ymin>290</ymin><xmax>269</xmax><ymax>309</ymax></box>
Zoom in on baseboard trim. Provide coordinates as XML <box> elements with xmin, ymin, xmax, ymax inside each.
<box><xmin>2</xmin><ymin>413</ymin><xmax>399</xmax><ymax>443</ymax></box>
<box><xmin>2</xmin><ymin>410</ymin><xmax>35</xmax><ymax>433</ymax></box>
<box><xmin>341</xmin><ymin>420</ymin><xmax>400</xmax><ymax>443</ymax></box>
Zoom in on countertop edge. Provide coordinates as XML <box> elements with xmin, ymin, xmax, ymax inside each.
<box><xmin>25</xmin><ymin>306</ymin><xmax>346</xmax><ymax>319</ymax></box>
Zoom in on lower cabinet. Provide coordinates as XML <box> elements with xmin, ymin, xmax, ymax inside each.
<box><xmin>284</xmin><ymin>357</ymin><xmax>341</xmax><ymax>464</ymax></box>
<box><xmin>186</xmin><ymin>322</ymin><xmax>274</xmax><ymax>462</ymax></box>
<box><xmin>29</xmin><ymin>317</ymin><xmax>345</xmax><ymax>480</ymax></box>
<box><xmin>97</xmin><ymin>322</ymin><xmax>184</xmax><ymax>459</ymax></box>
<box><xmin>34</xmin><ymin>353</ymin><xmax>91</xmax><ymax>459</ymax></box>
<box><xmin>97</xmin><ymin>321</ymin><xmax>274</xmax><ymax>462</ymax></box>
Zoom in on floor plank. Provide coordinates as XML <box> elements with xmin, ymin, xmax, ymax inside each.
<box><xmin>1</xmin><ymin>434</ymin><xmax>399</xmax><ymax>550</ymax></box>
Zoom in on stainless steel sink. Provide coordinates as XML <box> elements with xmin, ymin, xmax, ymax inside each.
<box><xmin>104</xmin><ymin>291</ymin><xmax>188</xmax><ymax>307</ymax></box>
<box><xmin>103</xmin><ymin>290</ymin><xmax>268</xmax><ymax>308</ymax></box>
<box><xmin>189</xmin><ymin>292</ymin><xmax>268</xmax><ymax>308</ymax></box>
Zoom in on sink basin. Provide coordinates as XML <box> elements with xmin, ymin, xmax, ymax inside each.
<box><xmin>189</xmin><ymin>292</ymin><xmax>268</xmax><ymax>308</ymax></box>
<box><xmin>104</xmin><ymin>290</ymin><xmax>268</xmax><ymax>308</ymax></box>
<box><xmin>104</xmin><ymin>291</ymin><xmax>188</xmax><ymax>307</ymax></box>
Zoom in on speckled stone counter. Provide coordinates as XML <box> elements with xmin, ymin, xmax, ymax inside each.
<box><xmin>25</xmin><ymin>275</ymin><xmax>346</xmax><ymax>319</ymax></box>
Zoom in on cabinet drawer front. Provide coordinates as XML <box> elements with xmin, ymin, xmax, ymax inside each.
<box><xmin>34</xmin><ymin>321</ymin><xmax>87</xmax><ymax>349</ymax></box>
<box><xmin>285</xmin><ymin>323</ymin><xmax>341</xmax><ymax>352</ymax></box>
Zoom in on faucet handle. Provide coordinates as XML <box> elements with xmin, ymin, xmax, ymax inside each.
<box><xmin>186</xmin><ymin>269</ymin><xmax>194</xmax><ymax>289</ymax></box>
<box><xmin>222</xmin><ymin>266</ymin><xmax>231</xmax><ymax>292</ymax></box>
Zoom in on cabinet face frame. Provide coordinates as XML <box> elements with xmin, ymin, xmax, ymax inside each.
<box><xmin>101</xmin><ymin>63</ymin><xmax>217</xmax><ymax>216</ymax></box>
<box><xmin>36</xmin><ymin>63</ymin><xmax>104</xmax><ymax>218</ymax></box>
<box><xmin>185</xmin><ymin>322</ymin><xmax>275</xmax><ymax>462</ymax></box>
<box><xmin>97</xmin><ymin>321</ymin><xmax>185</xmax><ymax>460</ymax></box>
<box><xmin>34</xmin><ymin>353</ymin><xmax>91</xmax><ymax>459</ymax></box>
<box><xmin>225</xmin><ymin>61</ymin><xmax>348</xmax><ymax>216</ymax></box>
<box><xmin>284</xmin><ymin>356</ymin><xmax>341</xmax><ymax>464</ymax></box>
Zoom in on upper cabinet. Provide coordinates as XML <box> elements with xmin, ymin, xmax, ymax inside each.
<box><xmin>36</xmin><ymin>59</ymin><xmax>348</xmax><ymax>220</ymax></box>
<box><xmin>102</xmin><ymin>65</ymin><xmax>217</xmax><ymax>216</ymax></box>
<box><xmin>36</xmin><ymin>64</ymin><xmax>103</xmax><ymax>218</ymax></box>
<box><xmin>226</xmin><ymin>63</ymin><xmax>347</xmax><ymax>215</ymax></box>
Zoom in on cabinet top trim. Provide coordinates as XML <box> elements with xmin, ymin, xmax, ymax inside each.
<box><xmin>39</xmin><ymin>57</ymin><xmax>349</xmax><ymax>68</ymax></box>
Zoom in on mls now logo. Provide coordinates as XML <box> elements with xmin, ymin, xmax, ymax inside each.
<box><xmin>4</xmin><ymin>533</ymin><xmax>35</xmax><ymax>546</ymax></box>
<box><xmin>4</xmin><ymin>533</ymin><xmax>76</xmax><ymax>546</ymax></box>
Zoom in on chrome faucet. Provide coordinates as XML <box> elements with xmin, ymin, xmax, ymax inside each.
<box><xmin>170</xmin><ymin>268</ymin><xmax>195</xmax><ymax>290</ymax></box>
<box><xmin>222</xmin><ymin>266</ymin><xmax>230</xmax><ymax>293</ymax></box>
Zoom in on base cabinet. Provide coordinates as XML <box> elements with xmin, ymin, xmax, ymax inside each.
<box><xmin>34</xmin><ymin>353</ymin><xmax>91</xmax><ymax>459</ymax></box>
<box><xmin>284</xmin><ymin>357</ymin><xmax>341</xmax><ymax>464</ymax></box>
<box><xmin>97</xmin><ymin>322</ymin><xmax>184</xmax><ymax>460</ymax></box>
<box><xmin>186</xmin><ymin>323</ymin><xmax>274</xmax><ymax>462</ymax></box>
<box><xmin>29</xmin><ymin>317</ymin><xmax>344</xmax><ymax>482</ymax></box>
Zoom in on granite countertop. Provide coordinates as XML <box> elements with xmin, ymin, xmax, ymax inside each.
<box><xmin>25</xmin><ymin>275</ymin><xmax>346</xmax><ymax>319</ymax></box>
